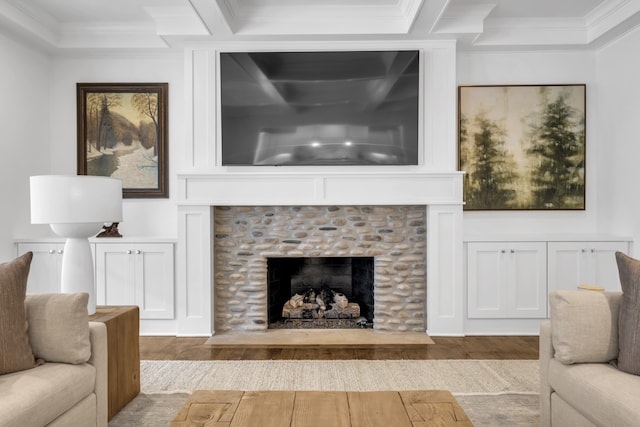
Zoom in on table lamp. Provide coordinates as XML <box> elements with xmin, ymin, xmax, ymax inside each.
<box><xmin>30</xmin><ymin>175</ymin><xmax>123</xmax><ymax>314</ymax></box>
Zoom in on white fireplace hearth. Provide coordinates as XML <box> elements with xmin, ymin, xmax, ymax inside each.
<box><xmin>176</xmin><ymin>171</ymin><xmax>464</xmax><ymax>337</ymax></box>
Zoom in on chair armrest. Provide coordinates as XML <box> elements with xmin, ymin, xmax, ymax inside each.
<box><xmin>539</xmin><ymin>321</ymin><xmax>553</xmax><ymax>427</ymax></box>
<box><xmin>89</xmin><ymin>321</ymin><xmax>108</xmax><ymax>427</ymax></box>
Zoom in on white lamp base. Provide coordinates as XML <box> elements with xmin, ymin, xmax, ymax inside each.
<box><xmin>51</xmin><ymin>223</ymin><xmax>102</xmax><ymax>315</ymax></box>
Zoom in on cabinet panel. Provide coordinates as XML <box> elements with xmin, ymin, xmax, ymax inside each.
<box><xmin>547</xmin><ymin>245</ymin><xmax>582</xmax><ymax>292</ymax></box>
<box><xmin>96</xmin><ymin>243</ymin><xmax>136</xmax><ymax>306</ymax></box>
<box><xmin>509</xmin><ymin>243</ymin><xmax>547</xmax><ymax>318</ymax></box>
<box><xmin>467</xmin><ymin>242</ymin><xmax>547</xmax><ymax>319</ymax></box>
<box><xmin>95</xmin><ymin>242</ymin><xmax>174</xmax><ymax>319</ymax></box>
<box><xmin>548</xmin><ymin>241</ymin><xmax>628</xmax><ymax>292</ymax></box>
<box><xmin>135</xmin><ymin>244</ymin><xmax>174</xmax><ymax>319</ymax></box>
<box><xmin>591</xmin><ymin>243</ymin><xmax>627</xmax><ymax>291</ymax></box>
<box><xmin>467</xmin><ymin>243</ymin><xmax>506</xmax><ymax>318</ymax></box>
<box><xmin>17</xmin><ymin>243</ymin><xmax>64</xmax><ymax>294</ymax></box>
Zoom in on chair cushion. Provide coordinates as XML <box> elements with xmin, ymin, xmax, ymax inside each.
<box><xmin>0</xmin><ymin>252</ymin><xmax>37</xmax><ymax>374</ymax></box>
<box><xmin>549</xmin><ymin>289</ymin><xmax>620</xmax><ymax>364</ymax></box>
<box><xmin>25</xmin><ymin>293</ymin><xmax>91</xmax><ymax>364</ymax></box>
<box><xmin>615</xmin><ymin>251</ymin><xmax>640</xmax><ymax>375</ymax></box>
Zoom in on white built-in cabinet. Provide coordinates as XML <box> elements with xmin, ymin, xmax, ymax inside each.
<box><xmin>466</xmin><ymin>237</ymin><xmax>631</xmax><ymax>327</ymax></box>
<box><xmin>467</xmin><ymin>242</ymin><xmax>548</xmax><ymax>319</ymax></box>
<box><xmin>15</xmin><ymin>239</ymin><xmax>175</xmax><ymax>320</ymax></box>
<box><xmin>95</xmin><ymin>243</ymin><xmax>174</xmax><ymax>319</ymax></box>
<box><xmin>547</xmin><ymin>242</ymin><xmax>627</xmax><ymax>292</ymax></box>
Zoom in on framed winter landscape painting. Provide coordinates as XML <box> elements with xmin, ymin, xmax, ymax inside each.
<box><xmin>77</xmin><ymin>83</ymin><xmax>168</xmax><ymax>198</ymax></box>
<box><xmin>458</xmin><ymin>84</ymin><xmax>585</xmax><ymax>211</ymax></box>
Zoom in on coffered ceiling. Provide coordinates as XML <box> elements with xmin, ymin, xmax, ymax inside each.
<box><xmin>1</xmin><ymin>0</ymin><xmax>639</xmax><ymax>50</ymax></box>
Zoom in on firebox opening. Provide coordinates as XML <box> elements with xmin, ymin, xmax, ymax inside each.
<box><xmin>267</xmin><ymin>256</ymin><xmax>374</xmax><ymax>329</ymax></box>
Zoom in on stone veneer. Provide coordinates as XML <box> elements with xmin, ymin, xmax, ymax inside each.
<box><xmin>213</xmin><ymin>205</ymin><xmax>427</xmax><ymax>332</ymax></box>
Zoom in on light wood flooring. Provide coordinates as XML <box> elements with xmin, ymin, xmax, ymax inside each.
<box><xmin>140</xmin><ymin>335</ymin><xmax>539</xmax><ymax>361</ymax></box>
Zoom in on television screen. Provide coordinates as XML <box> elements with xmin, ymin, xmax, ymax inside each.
<box><xmin>220</xmin><ymin>50</ymin><xmax>420</xmax><ymax>166</ymax></box>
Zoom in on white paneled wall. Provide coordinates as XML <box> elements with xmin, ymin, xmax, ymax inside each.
<box><xmin>177</xmin><ymin>41</ymin><xmax>465</xmax><ymax>336</ymax></box>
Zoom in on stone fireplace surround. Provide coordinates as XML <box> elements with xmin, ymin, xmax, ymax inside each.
<box><xmin>176</xmin><ymin>171</ymin><xmax>465</xmax><ymax>337</ymax></box>
<box><xmin>213</xmin><ymin>205</ymin><xmax>427</xmax><ymax>333</ymax></box>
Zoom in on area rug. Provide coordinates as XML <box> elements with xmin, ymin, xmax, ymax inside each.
<box><xmin>109</xmin><ymin>360</ymin><xmax>540</xmax><ymax>426</ymax></box>
<box><xmin>138</xmin><ymin>359</ymin><xmax>539</xmax><ymax>394</ymax></box>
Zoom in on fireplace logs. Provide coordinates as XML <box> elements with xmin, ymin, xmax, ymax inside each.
<box><xmin>282</xmin><ymin>286</ymin><xmax>360</xmax><ymax>321</ymax></box>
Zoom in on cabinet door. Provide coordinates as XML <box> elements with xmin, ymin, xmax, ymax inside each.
<box><xmin>547</xmin><ymin>242</ymin><xmax>583</xmax><ymax>293</ymax></box>
<box><xmin>507</xmin><ymin>242</ymin><xmax>547</xmax><ymax>318</ymax></box>
<box><xmin>95</xmin><ymin>243</ymin><xmax>135</xmax><ymax>306</ymax></box>
<box><xmin>467</xmin><ymin>243</ymin><xmax>508</xmax><ymax>318</ymax></box>
<box><xmin>548</xmin><ymin>241</ymin><xmax>629</xmax><ymax>292</ymax></box>
<box><xmin>468</xmin><ymin>242</ymin><xmax>547</xmax><ymax>319</ymax></box>
<box><xmin>134</xmin><ymin>243</ymin><xmax>174</xmax><ymax>319</ymax></box>
<box><xmin>588</xmin><ymin>242</ymin><xmax>628</xmax><ymax>291</ymax></box>
<box><xmin>16</xmin><ymin>243</ymin><xmax>63</xmax><ymax>293</ymax></box>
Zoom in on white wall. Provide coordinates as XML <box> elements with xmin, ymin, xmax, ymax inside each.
<box><xmin>47</xmin><ymin>51</ymin><xmax>184</xmax><ymax>238</ymax></box>
<box><xmin>3</xmin><ymin>28</ymin><xmax>637</xmax><ymax>265</ymax></box>
<box><xmin>596</xmin><ymin>27</ymin><xmax>640</xmax><ymax>255</ymax></box>
<box><xmin>1</xmin><ymin>38</ymin><xmax>185</xmax><ymax>261</ymax></box>
<box><xmin>457</xmin><ymin>50</ymin><xmax>603</xmax><ymax>238</ymax></box>
<box><xmin>0</xmin><ymin>32</ymin><xmax>50</xmax><ymax>261</ymax></box>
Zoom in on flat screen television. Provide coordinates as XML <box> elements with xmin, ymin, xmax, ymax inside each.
<box><xmin>220</xmin><ymin>50</ymin><xmax>420</xmax><ymax>166</ymax></box>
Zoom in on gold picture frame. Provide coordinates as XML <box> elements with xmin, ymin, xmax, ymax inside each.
<box><xmin>458</xmin><ymin>84</ymin><xmax>585</xmax><ymax>211</ymax></box>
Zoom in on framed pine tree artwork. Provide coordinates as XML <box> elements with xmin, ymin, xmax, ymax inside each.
<box><xmin>458</xmin><ymin>84</ymin><xmax>585</xmax><ymax>211</ymax></box>
<box><xmin>77</xmin><ymin>83</ymin><xmax>168</xmax><ymax>198</ymax></box>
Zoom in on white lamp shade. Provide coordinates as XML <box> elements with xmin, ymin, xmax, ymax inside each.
<box><xmin>29</xmin><ymin>175</ymin><xmax>123</xmax><ymax>314</ymax></box>
<box><xmin>30</xmin><ymin>175</ymin><xmax>122</xmax><ymax>225</ymax></box>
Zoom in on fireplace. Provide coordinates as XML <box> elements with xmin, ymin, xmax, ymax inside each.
<box><xmin>267</xmin><ymin>256</ymin><xmax>375</xmax><ymax>328</ymax></box>
<box><xmin>177</xmin><ymin>45</ymin><xmax>464</xmax><ymax>337</ymax></box>
<box><xmin>213</xmin><ymin>205</ymin><xmax>427</xmax><ymax>333</ymax></box>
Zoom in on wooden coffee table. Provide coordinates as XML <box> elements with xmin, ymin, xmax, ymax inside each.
<box><xmin>171</xmin><ymin>390</ymin><xmax>472</xmax><ymax>426</ymax></box>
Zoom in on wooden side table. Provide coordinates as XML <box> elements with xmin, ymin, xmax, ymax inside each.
<box><xmin>90</xmin><ymin>306</ymin><xmax>140</xmax><ymax>420</ymax></box>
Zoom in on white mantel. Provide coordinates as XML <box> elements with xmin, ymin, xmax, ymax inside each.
<box><xmin>178</xmin><ymin>171</ymin><xmax>464</xmax><ymax>206</ymax></box>
<box><xmin>175</xmin><ymin>172</ymin><xmax>465</xmax><ymax>336</ymax></box>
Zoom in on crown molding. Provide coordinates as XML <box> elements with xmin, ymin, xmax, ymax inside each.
<box><xmin>56</xmin><ymin>23</ymin><xmax>169</xmax><ymax>49</ymax></box>
<box><xmin>586</xmin><ymin>0</ymin><xmax>640</xmax><ymax>42</ymax></box>
<box><xmin>0</xmin><ymin>1</ymin><xmax>59</xmax><ymax>48</ymax></box>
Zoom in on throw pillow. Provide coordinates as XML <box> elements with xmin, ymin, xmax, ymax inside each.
<box><xmin>549</xmin><ymin>289</ymin><xmax>621</xmax><ymax>364</ymax></box>
<box><xmin>25</xmin><ymin>293</ymin><xmax>91</xmax><ymax>364</ymax></box>
<box><xmin>0</xmin><ymin>252</ymin><xmax>37</xmax><ymax>374</ymax></box>
<box><xmin>615</xmin><ymin>251</ymin><xmax>640</xmax><ymax>375</ymax></box>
